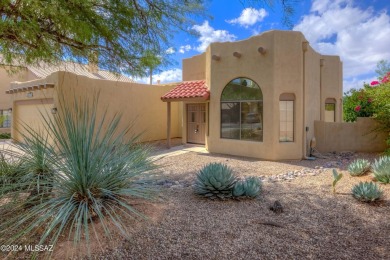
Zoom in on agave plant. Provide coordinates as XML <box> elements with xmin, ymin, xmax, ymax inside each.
<box><xmin>372</xmin><ymin>156</ymin><xmax>390</xmax><ymax>184</ymax></box>
<box><xmin>348</xmin><ymin>159</ymin><xmax>371</xmax><ymax>176</ymax></box>
<box><xmin>352</xmin><ymin>182</ymin><xmax>383</xmax><ymax>202</ymax></box>
<box><xmin>194</xmin><ymin>163</ymin><xmax>236</xmax><ymax>199</ymax></box>
<box><xmin>0</xmin><ymin>91</ymin><xmax>155</xmax><ymax>258</ymax></box>
<box><xmin>233</xmin><ymin>177</ymin><xmax>261</xmax><ymax>198</ymax></box>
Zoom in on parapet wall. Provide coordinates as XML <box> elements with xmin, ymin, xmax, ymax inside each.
<box><xmin>314</xmin><ymin>118</ymin><xmax>388</xmax><ymax>153</ymax></box>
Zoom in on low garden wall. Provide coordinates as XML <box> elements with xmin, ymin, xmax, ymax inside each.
<box><xmin>314</xmin><ymin>117</ymin><xmax>388</xmax><ymax>153</ymax></box>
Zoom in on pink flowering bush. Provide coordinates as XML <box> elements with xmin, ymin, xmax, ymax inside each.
<box><xmin>344</xmin><ymin>69</ymin><xmax>390</xmax><ymax>154</ymax></box>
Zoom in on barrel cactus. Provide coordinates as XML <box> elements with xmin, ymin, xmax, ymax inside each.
<box><xmin>348</xmin><ymin>159</ymin><xmax>371</xmax><ymax>176</ymax></box>
<box><xmin>194</xmin><ymin>163</ymin><xmax>236</xmax><ymax>199</ymax></box>
<box><xmin>352</xmin><ymin>182</ymin><xmax>383</xmax><ymax>202</ymax></box>
<box><xmin>372</xmin><ymin>156</ymin><xmax>390</xmax><ymax>184</ymax></box>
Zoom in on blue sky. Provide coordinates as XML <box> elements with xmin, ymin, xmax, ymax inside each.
<box><xmin>138</xmin><ymin>0</ymin><xmax>390</xmax><ymax>92</ymax></box>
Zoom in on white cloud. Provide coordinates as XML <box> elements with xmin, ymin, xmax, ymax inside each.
<box><xmin>179</xmin><ymin>45</ymin><xmax>192</xmax><ymax>54</ymax></box>
<box><xmin>192</xmin><ymin>21</ymin><xmax>236</xmax><ymax>52</ymax></box>
<box><xmin>227</xmin><ymin>8</ymin><xmax>268</xmax><ymax>28</ymax></box>
<box><xmin>293</xmin><ymin>0</ymin><xmax>390</xmax><ymax>84</ymax></box>
<box><xmin>154</xmin><ymin>68</ymin><xmax>182</xmax><ymax>83</ymax></box>
<box><xmin>166</xmin><ymin>47</ymin><xmax>175</xmax><ymax>54</ymax></box>
<box><xmin>134</xmin><ymin>68</ymin><xmax>182</xmax><ymax>84</ymax></box>
<box><xmin>343</xmin><ymin>76</ymin><xmax>375</xmax><ymax>93</ymax></box>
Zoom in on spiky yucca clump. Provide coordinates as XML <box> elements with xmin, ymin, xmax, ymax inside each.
<box><xmin>233</xmin><ymin>177</ymin><xmax>262</xmax><ymax>198</ymax></box>
<box><xmin>348</xmin><ymin>159</ymin><xmax>371</xmax><ymax>176</ymax></box>
<box><xmin>194</xmin><ymin>163</ymin><xmax>236</xmax><ymax>199</ymax></box>
<box><xmin>0</xmin><ymin>91</ymin><xmax>155</xmax><ymax>258</ymax></box>
<box><xmin>352</xmin><ymin>182</ymin><xmax>383</xmax><ymax>202</ymax></box>
<box><xmin>372</xmin><ymin>156</ymin><xmax>390</xmax><ymax>184</ymax></box>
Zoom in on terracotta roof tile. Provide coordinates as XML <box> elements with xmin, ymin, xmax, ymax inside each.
<box><xmin>161</xmin><ymin>80</ymin><xmax>209</xmax><ymax>101</ymax></box>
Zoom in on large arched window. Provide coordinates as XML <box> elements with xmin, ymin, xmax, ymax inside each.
<box><xmin>221</xmin><ymin>78</ymin><xmax>263</xmax><ymax>142</ymax></box>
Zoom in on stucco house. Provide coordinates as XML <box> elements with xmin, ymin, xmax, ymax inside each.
<box><xmin>5</xmin><ymin>30</ymin><xmax>386</xmax><ymax>160</ymax></box>
<box><xmin>161</xmin><ymin>30</ymin><xmax>343</xmax><ymax>160</ymax></box>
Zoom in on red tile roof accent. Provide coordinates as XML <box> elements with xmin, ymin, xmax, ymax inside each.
<box><xmin>161</xmin><ymin>80</ymin><xmax>209</xmax><ymax>101</ymax></box>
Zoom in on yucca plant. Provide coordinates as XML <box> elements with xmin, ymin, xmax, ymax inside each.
<box><xmin>372</xmin><ymin>156</ymin><xmax>390</xmax><ymax>184</ymax></box>
<box><xmin>348</xmin><ymin>159</ymin><xmax>371</xmax><ymax>176</ymax></box>
<box><xmin>233</xmin><ymin>177</ymin><xmax>262</xmax><ymax>198</ymax></box>
<box><xmin>194</xmin><ymin>163</ymin><xmax>236</xmax><ymax>199</ymax></box>
<box><xmin>6</xmin><ymin>130</ymin><xmax>56</xmax><ymax>206</ymax></box>
<box><xmin>0</xmin><ymin>91</ymin><xmax>156</xmax><ymax>258</ymax></box>
<box><xmin>0</xmin><ymin>153</ymin><xmax>23</xmax><ymax>194</ymax></box>
<box><xmin>352</xmin><ymin>182</ymin><xmax>383</xmax><ymax>202</ymax></box>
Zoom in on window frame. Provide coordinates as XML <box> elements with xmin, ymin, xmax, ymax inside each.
<box><xmin>325</xmin><ymin>98</ymin><xmax>336</xmax><ymax>122</ymax></box>
<box><xmin>279</xmin><ymin>93</ymin><xmax>295</xmax><ymax>143</ymax></box>
<box><xmin>220</xmin><ymin>77</ymin><xmax>263</xmax><ymax>142</ymax></box>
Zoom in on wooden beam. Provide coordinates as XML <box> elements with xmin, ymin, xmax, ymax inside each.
<box><xmin>5</xmin><ymin>90</ymin><xmax>10</xmax><ymax>94</ymax></box>
<box><xmin>233</xmin><ymin>52</ymin><xmax>241</xmax><ymax>58</ymax></box>
<box><xmin>212</xmin><ymin>54</ymin><xmax>220</xmax><ymax>61</ymax></box>
<box><xmin>167</xmin><ymin>101</ymin><xmax>171</xmax><ymax>149</ymax></box>
<box><xmin>27</xmin><ymin>86</ymin><xmax>33</xmax><ymax>90</ymax></box>
<box><xmin>46</xmin><ymin>83</ymin><xmax>55</xmax><ymax>88</ymax></box>
<box><xmin>33</xmin><ymin>85</ymin><xmax>39</xmax><ymax>90</ymax></box>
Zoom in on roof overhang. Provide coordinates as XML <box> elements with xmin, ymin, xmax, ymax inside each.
<box><xmin>161</xmin><ymin>80</ymin><xmax>210</xmax><ymax>102</ymax></box>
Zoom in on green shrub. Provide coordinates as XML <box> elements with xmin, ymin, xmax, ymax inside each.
<box><xmin>372</xmin><ymin>156</ymin><xmax>390</xmax><ymax>183</ymax></box>
<box><xmin>0</xmin><ymin>133</ymin><xmax>11</xmax><ymax>139</ymax></box>
<box><xmin>233</xmin><ymin>177</ymin><xmax>262</xmax><ymax>198</ymax></box>
<box><xmin>194</xmin><ymin>163</ymin><xmax>236</xmax><ymax>199</ymax></box>
<box><xmin>348</xmin><ymin>159</ymin><xmax>371</xmax><ymax>176</ymax></box>
<box><xmin>352</xmin><ymin>182</ymin><xmax>383</xmax><ymax>202</ymax></box>
<box><xmin>0</xmin><ymin>92</ymin><xmax>155</xmax><ymax>258</ymax></box>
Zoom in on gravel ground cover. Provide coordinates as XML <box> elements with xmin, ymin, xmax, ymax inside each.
<box><xmin>2</xmin><ymin>140</ymin><xmax>389</xmax><ymax>259</ymax></box>
<box><xmin>91</xmin><ymin>149</ymin><xmax>390</xmax><ymax>260</ymax></box>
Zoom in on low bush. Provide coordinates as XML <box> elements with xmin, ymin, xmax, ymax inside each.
<box><xmin>372</xmin><ymin>156</ymin><xmax>390</xmax><ymax>183</ymax></box>
<box><xmin>0</xmin><ymin>133</ymin><xmax>11</xmax><ymax>139</ymax></box>
<box><xmin>352</xmin><ymin>182</ymin><xmax>383</xmax><ymax>202</ymax></box>
<box><xmin>348</xmin><ymin>159</ymin><xmax>371</xmax><ymax>176</ymax></box>
<box><xmin>233</xmin><ymin>177</ymin><xmax>262</xmax><ymax>198</ymax></box>
<box><xmin>194</xmin><ymin>163</ymin><xmax>236</xmax><ymax>199</ymax></box>
<box><xmin>195</xmin><ymin>163</ymin><xmax>262</xmax><ymax>199</ymax></box>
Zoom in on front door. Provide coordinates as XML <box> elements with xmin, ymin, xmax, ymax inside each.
<box><xmin>187</xmin><ymin>103</ymin><xmax>206</xmax><ymax>144</ymax></box>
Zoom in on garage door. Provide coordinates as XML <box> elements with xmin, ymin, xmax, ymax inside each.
<box><xmin>13</xmin><ymin>98</ymin><xmax>54</xmax><ymax>142</ymax></box>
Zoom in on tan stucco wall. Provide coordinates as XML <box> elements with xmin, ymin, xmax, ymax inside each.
<box><xmin>10</xmin><ymin>71</ymin><xmax>182</xmax><ymax>143</ymax></box>
<box><xmin>182</xmin><ymin>53</ymin><xmax>206</xmax><ymax>81</ymax></box>
<box><xmin>181</xmin><ymin>30</ymin><xmax>343</xmax><ymax>160</ymax></box>
<box><xmin>314</xmin><ymin>118</ymin><xmax>387</xmax><ymax>152</ymax></box>
<box><xmin>0</xmin><ymin>67</ymin><xmax>38</xmax><ymax>133</ymax></box>
<box><xmin>320</xmin><ymin>56</ymin><xmax>343</xmax><ymax>122</ymax></box>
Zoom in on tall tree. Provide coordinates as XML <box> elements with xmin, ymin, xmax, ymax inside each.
<box><xmin>0</xmin><ymin>0</ymin><xmax>298</xmax><ymax>77</ymax></box>
<box><xmin>0</xmin><ymin>0</ymin><xmax>204</xmax><ymax>76</ymax></box>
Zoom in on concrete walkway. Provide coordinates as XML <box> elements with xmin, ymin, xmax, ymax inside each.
<box><xmin>150</xmin><ymin>144</ymin><xmax>208</xmax><ymax>160</ymax></box>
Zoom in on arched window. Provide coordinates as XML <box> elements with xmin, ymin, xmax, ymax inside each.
<box><xmin>220</xmin><ymin>78</ymin><xmax>263</xmax><ymax>142</ymax></box>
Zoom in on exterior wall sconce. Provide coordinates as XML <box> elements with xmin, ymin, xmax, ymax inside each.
<box><xmin>257</xmin><ymin>47</ymin><xmax>266</xmax><ymax>55</ymax></box>
<box><xmin>212</xmin><ymin>55</ymin><xmax>220</xmax><ymax>61</ymax></box>
<box><xmin>233</xmin><ymin>52</ymin><xmax>241</xmax><ymax>58</ymax></box>
<box><xmin>51</xmin><ymin>107</ymin><xmax>58</xmax><ymax>114</ymax></box>
<box><xmin>26</xmin><ymin>92</ymin><xmax>33</xmax><ymax>98</ymax></box>
<box><xmin>8</xmin><ymin>108</ymin><xmax>12</xmax><ymax>113</ymax></box>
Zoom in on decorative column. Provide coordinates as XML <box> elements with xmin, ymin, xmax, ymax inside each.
<box><xmin>167</xmin><ymin>101</ymin><xmax>171</xmax><ymax>148</ymax></box>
